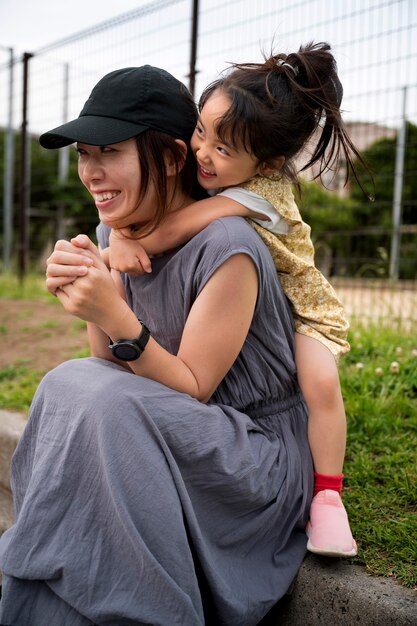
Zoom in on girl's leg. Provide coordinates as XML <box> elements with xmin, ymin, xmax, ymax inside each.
<box><xmin>295</xmin><ymin>333</ymin><xmax>346</xmax><ymax>476</ymax></box>
<box><xmin>295</xmin><ymin>333</ymin><xmax>357</xmax><ymax>557</ymax></box>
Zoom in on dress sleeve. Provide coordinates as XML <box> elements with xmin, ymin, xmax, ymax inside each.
<box><xmin>218</xmin><ymin>187</ymin><xmax>290</xmax><ymax>235</ymax></box>
<box><xmin>241</xmin><ymin>176</ymin><xmax>303</xmax><ymax>233</ymax></box>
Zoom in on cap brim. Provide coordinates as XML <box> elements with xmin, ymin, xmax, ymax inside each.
<box><xmin>39</xmin><ymin>115</ymin><xmax>149</xmax><ymax>149</ymax></box>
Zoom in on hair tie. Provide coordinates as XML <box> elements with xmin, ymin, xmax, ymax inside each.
<box><xmin>277</xmin><ymin>59</ymin><xmax>299</xmax><ymax>77</ymax></box>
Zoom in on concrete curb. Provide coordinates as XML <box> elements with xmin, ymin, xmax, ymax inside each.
<box><xmin>0</xmin><ymin>410</ymin><xmax>416</xmax><ymax>624</ymax></box>
<box><xmin>0</xmin><ymin>410</ymin><xmax>25</xmax><ymax>536</ymax></box>
<box><xmin>268</xmin><ymin>555</ymin><xmax>417</xmax><ymax>625</ymax></box>
<box><xmin>0</xmin><ymin>410</ymin><xmax>26</xmax><ymax>492</ymax></box>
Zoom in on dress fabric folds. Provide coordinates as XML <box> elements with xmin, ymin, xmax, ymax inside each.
<box><xmin>0</xmin><ymin>218</ymin><xmax>313</xmax><ymax>625</ymax></box>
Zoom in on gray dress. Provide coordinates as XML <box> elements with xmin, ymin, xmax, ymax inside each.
<box><xmin>0</xmin><ymin>217</ymin><xmax>313</xmax><ymax>626</ymax></box>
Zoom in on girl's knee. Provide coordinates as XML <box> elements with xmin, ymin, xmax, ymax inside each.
<box><xmin>300</xmin><ymin>367</ymin><xmax>342</xmax><ymax>408</ymax></box>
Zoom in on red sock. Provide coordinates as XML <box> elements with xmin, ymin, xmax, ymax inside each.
<box><xmin>313</xmin><ymin>472</ymin><xmax>344</xmax><ymax>497</ymax></box>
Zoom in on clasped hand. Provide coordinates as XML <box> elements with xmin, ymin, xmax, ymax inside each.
<box><xmin>46</xmin><ymin>235</ymin><xmax>123</xmax><ymax>327</ymax></box>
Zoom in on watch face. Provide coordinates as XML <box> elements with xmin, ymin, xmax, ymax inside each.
<box><xmin>112</xmin><ymin>342</ymin><xmax>140</xmax><ymax>361</ymax></box>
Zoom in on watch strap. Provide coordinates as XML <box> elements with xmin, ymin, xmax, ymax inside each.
<box><xmin>108</xmin><ymin>321</ymin><xmax>151</xmax><ymax>358</ymax></box>
<box><xmin>134</xmin><ymin>322</ymin><xmax>151</xmax><ymax>353</ymax></box>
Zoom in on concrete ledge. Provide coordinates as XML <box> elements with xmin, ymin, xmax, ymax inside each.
<box><xmin>0</xmin><ymin>487</ymin><xmax>14</xmax><ymax>535</ymax></box>
<box><xmin>262</xmin><ymin>554</ymin><xmax>417</xmax><ymax>625</ymax></box>
<box><xmin>0</xmin><ymin>410</ymin><xmax>416</xmax><ymax>624</ymax></box>
<box><xmin>0</xmin><ymin>410</ymin><xmax>26</xmax><ymax>491</ymax></box>
<box><xmin>0</xmin><ymin>410</ymin><xmax>23</xmax><ymax>539</ymax></box>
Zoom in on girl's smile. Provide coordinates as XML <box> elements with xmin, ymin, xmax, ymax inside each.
<box><xmin>197</xmin><ymin>164</ymin><xmax>217</xmax><ymax>179</ymax></box>
<box><xmin>191</xmin><ymin>90</ymin><xmax>262</xmax><ymax>190</ymax></box>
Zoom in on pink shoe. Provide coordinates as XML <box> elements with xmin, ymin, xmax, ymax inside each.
<box><xmin>306</xmin><ymin>489</ymin><xmax>357</xmax><ymax>557</ymax></box>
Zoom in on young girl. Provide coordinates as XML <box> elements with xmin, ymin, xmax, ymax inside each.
<box><xmin>103</xmin><ymin>42</ymin><xmax>366</xmax><ymax>558</ymax></box>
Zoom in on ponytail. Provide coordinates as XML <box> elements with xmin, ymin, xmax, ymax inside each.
<box><xmin>199</xmin><ymin>42</ymin><xmax>370</xmax><ymax>193</ymax></box>
<box><xmin>279</xmin><ymin>42</ymin><xmax>362</xmax><ymax>187</ymax></box>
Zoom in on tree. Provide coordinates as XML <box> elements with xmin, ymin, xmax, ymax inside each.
<box><xmin>349</xmin><ymin>121</ymin><xmax>417</xmax><ymax>278</ymax></box>
<box><xmin>296</xmin><ymin>179</ymin><xmax>361</xmax><ymax>276</ymax></box>
<box><xmin>0</xmin><ymin>129</ymin><xmax>96</xmax><ymax>269</ymax></box>
<box><xmin>350</xmin><ymin>122</ymin><xmax>417</xmax><ymax>225</ymax></box>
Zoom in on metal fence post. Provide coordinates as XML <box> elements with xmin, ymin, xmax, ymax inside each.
<box><xmin>2</xmin><ymin>47</ymin><xmax>15</xmax><ymax>271</ymax></box>
<box><xmin>389</xmin><ymin>86</ymin><xmax>407</xmax><ymax>281</ymax></box>
<box><xmin>17</xmin><ymin>52</ymin><xmax>33</xmax><ymax>283</ymax></box>
<box><xmin>56</xmin><ymin>63</ymin><xmax>70</xmax><ymax>241</ymax></box>
<box><xmin>188</xmin><ymin>0</ymin><xmax>199</xmax><ymax>97</ymax></box>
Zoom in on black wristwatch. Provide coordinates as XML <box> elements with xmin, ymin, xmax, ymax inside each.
<box><xmin>108</xmin><ymin>322</ymin><xmax>151</xmax><ymax>361</ymax></box>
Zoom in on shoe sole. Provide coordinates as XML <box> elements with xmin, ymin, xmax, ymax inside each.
<box><xmin>307</xmin><ymin>538</ymin><xmax>358</xmax><ymax>558</ymax></box>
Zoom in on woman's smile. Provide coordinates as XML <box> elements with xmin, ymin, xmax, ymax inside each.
<box><xmin>91</xmin><ymin>190</ymin><xmax>122</xmax><ymax>219</ymax></box>
<box><xmin>93</xmin><ymin>190</ymin><xmax>121</xmax><ymax>204</ymax></box>
<box><xmin>77</xmin><ymin>139</ymin><xmax>157</xmax><ymax>227</ymax></box>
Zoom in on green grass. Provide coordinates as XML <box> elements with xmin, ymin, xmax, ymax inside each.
<box><xmin>340</xmin><ymin>326</ymin><xmax>417</xmax><ymax>588</ymax></box>
<box><xmin>0</xmin><ymin>274</ymin><xmax>88</xmax><ymax>411</ymax></box>
<box><xmin>0</xmin><ymin>272</ymin><xmax>57</xmax><ymax>301</ymax></box>
<box><xmin>0</xmin><ymin>364</ymin><xmax>43</xmax><ymax>412</ymax></box>
<box><xmin>0</xmin><ymin>348</ymin><xmax>91</xmax><ymax>413</ymax></box>
<box><xmin>0</xmin><ymin>274</ymin><xmax>416</xmax><ymax>588</ymax></box>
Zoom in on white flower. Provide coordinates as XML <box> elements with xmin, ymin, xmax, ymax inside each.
<box><xmin>356</xmin><ymin>362</ymin><xmax>364</xmax><ymax>370</ymax></box>
<box><xmin>395</xmin><ymin>346</ymin><xmax>403</xmax><ymax>356</ymax></box>
<box><xmin>390</xmin><ymin>361</ymin><xmax>400</xmax><ymax>374</ymax></box>
<box><xmin>411</xmin><ymin>349</ymin><xmax>417</xmax><ymax>358</ymax></box>
<box><xmin>375</xmin><ymin>367</ymin><xmax>383</xmax><ymax>377</ymax></box>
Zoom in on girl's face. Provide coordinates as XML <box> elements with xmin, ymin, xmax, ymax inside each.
<box><xmin>77</xmin><ymin>138</ymin><xmax>157</xmax><ymax>228</ymax></box>
<box><xmin>190</xmin><ymin>90</ymin><xmax>262</xmax><ymax>191</ymax></box>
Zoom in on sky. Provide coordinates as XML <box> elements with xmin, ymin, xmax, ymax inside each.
<box><xmin>0</xmin><ymin>0</ymin><xmax>151</xmax><ymax>55</ymax></box>
<box><xmin>1</xmin><ymin>0</ymin><xmax>416</xmax><ymax>134</ymax></box>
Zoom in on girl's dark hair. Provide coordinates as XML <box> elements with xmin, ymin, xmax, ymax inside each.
<box><xmin>199</xmin><ymin>41</ymin><xmax>368</xmax><ymax>190</ymax></box>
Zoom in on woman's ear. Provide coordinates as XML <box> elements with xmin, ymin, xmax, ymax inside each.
<box><xmin>259</xmin><ymin>156</ymin><xmax>285</xmax><ymax>177</ymax></box>
<box><xmin>165</xmin><ymin>139</ymin><xmax>188</xmax><ymax>176</ymax></box>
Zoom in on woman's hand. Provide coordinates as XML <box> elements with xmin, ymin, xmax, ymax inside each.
<box><xmin>56</xmin><ymin>264</ymin><xmax>127</xmax><ymax>329</ymax></box>
<box><xmin>46</xmin><ymin>236</ymin><xmax>97</xmax><ymax>295</ymax></box>
<box><xmin>47</xmin><ymin>235</ymin><xmax>129</xmax><ymax>329</ymax></box>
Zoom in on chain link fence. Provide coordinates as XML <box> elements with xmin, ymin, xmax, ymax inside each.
<box><xmin>1</xmin><ymin>0</ymin><xmax>416</xmax><ymax>329</ymax></box>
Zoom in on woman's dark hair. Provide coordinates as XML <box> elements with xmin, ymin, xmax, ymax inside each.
<box><xmin>135</xmin><ymin>131</ymin><xmax>193</xmax><ymax>233</ymax></box>
<box><xmin>118</xmin><ymin>131</ymin><xmax>205</xmax><ymax>238</ymax></box>
<box><xmin>199</xmin><ymin>41</ymin><xmax>369</xmax><ymax>190</ymax></box>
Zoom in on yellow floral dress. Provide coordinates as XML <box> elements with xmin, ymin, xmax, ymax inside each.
<box><xmin>243</xmin><ymin>175</ymin><xmax>350</xmax><ymax>359</ymax></box>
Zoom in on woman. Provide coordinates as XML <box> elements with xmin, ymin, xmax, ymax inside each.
<box><xmin>0</xmin><ymin>65</ymin><xmax>313</xmax><ymax>626</ymax></box>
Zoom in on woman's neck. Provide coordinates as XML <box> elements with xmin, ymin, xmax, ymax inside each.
<box><xmin>167</xmin><ymin>190</ymin><xmax>195</xmax><ymax>215</ymax></box>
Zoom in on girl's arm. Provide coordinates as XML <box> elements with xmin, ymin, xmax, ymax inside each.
<box><xmin>108</xmin><ymin>194</ymin><xmax>274</xmax><ymax>275</ymax></box>
<box><xmin>105</xmin><ymin>195</ymin><xmax>253</xmax><ymax>275</ymax></box>
<box><xmin>46</xmin><ymin>234</ymin><xmax>258</xmax><ymax>403</ymax></box>
<box><xmin>131</xmin><ymin>195</ymin><xmax>253</xmax><ymax>256</ymax></box>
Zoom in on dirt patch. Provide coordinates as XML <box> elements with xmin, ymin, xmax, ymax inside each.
<box><xmin>334</xmin><ymin>283</ymin><xmax>417</xmax><ymax>332</ymax></box>
<box><xmin>1</xmin><ymin>283</ymin><xmax>416</xmax><ymax>374</ymax></box>
<box><xmin>0</xmin><ymin>299</ymin><xmax>89</xmax><ymax>374</ymax></box>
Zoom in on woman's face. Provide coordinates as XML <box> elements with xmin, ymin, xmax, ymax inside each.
<box><xmin>77</xmin><ymin>138</ymin><xmax>157</xmax><ymax>228</ymax></box>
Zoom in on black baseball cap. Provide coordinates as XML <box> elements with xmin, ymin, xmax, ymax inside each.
<box><xmin>39</xmin><ymin>66</ymin><xmax>197</xmax><ymax>149</ymax></box>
